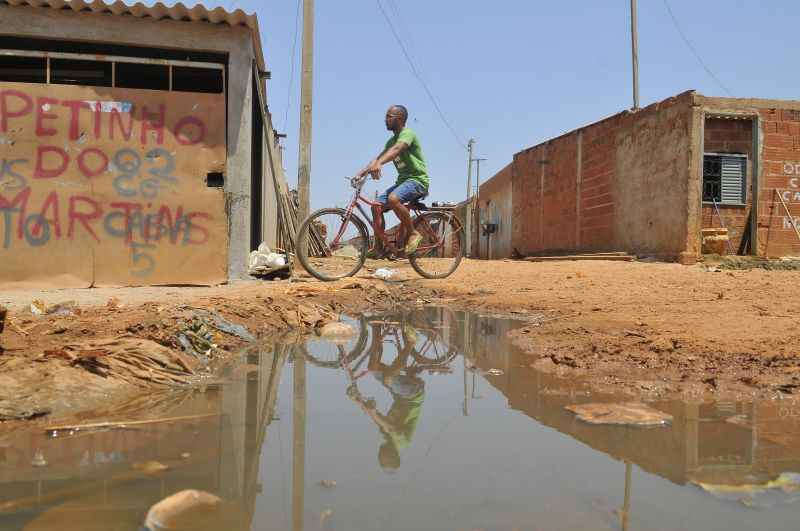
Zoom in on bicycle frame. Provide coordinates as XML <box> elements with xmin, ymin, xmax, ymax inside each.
<box><xmin>328</xmin><ymin>176</ymin><xmax>459</xmax><ymax>256</ymax></box>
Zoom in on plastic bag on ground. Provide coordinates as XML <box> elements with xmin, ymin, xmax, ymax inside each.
<box><xmin>372</xmin><ymin>268</ymin><xmax>395</xmax><ymax>280</ymax></box>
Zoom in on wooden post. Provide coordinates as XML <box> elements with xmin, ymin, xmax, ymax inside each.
<box><xmin>296</xmin><ymin>0</ymin><xmax>315</xmax><ymax>223</ymax></box>
<box><xmin>630</xmin><ymin>0</ymin><xmax>640</xmax><ymax>110</ymax></box>
<box><xmin>292</xmin><ymin>349</ymin><xmax>306</xmax><ymax>531</ymax></box>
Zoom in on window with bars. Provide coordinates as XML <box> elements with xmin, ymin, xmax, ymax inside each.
<box><xmin>0</xmin><ymin>52</ymin><xmax>224</xmax><ymax>93</ymax></box>
<box><xmin>703</xmin><ymin>153</ymin><xmax>746</xmax><ymax>205</ymax></box>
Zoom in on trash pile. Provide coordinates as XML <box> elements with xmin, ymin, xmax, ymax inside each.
<box><xmin>249</xmin><ymin>243</ymin><xmax>291</xmax><ymax>279</ymax></box>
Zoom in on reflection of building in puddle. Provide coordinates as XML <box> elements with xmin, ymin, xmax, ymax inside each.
<box><xmin>456</xmin><ymin>313</ymin><xmax>800</xmax><ymax>495</ymax></box>
<box><xmin>427</xmin><ymin>307</ymin><xmax>800</xmax><ymax>515</ymax></box>
<box><xmin>0</xmin><ymin>345</ymin><xmax>288</xmax><ymax>530</ymax></box>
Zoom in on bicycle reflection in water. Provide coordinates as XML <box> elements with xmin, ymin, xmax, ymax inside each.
<box><xmin>307</xmin><ymin>314</ymin><xmax>459</xmax><ymax>473</ymax></box>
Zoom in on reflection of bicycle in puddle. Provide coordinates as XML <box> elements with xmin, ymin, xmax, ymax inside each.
<box><xmin>307</xmin><ymin>315</ymin><xmax>459</xmax><ymax>472</ymax></box>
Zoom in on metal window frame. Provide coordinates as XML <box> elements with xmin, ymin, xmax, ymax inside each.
<box><xmin>702</xmin><ymin>152</ymin><xmax>747</xmax><ymax>206</ymax></box>
<box><xmin>0</xmin><ymin>49</ymin><xmax>225</xmax><ymax>92</ymax></box>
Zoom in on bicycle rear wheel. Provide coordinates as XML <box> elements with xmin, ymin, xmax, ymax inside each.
<box><xmin>408</xmin><ymin>212</ymin><xmax>464</xmax><ymax>279</ymax></box>
<box><xmin>297</xmin><ymin>208</ymin><xmax>369</xmax><ymax>281</ymax></box>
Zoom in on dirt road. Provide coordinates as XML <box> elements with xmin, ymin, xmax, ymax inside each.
<box><xmin>1</xmin><ymin>258</ymin><xmax>799</xmax><ymax>426</ymax></box>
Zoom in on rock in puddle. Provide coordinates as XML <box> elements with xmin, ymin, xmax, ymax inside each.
<box><xmin>565</xmin><ymin>402</ymin><xmax>672</xmax><ymax>427</ymax></box>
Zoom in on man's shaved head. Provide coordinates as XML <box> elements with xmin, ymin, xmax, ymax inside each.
<box><xmin>390</xmin><ymin>105</ymin><xmax>408</xmax><ymax>123</ymax></box>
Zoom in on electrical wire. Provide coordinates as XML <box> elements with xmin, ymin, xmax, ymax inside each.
<box><xmin>374</xmin><ymin>0</ymin><xmax>468</xmax><ymax>149</ymax></box>
<box><xmin>282</xmin><ymin>0</ymin><xmax>303</xmax><ymax>133</ymax></box>
<box><xmin>662</xmin><ymin>0</ymin><xmax>733</xmax><ymax>96</ymax></box>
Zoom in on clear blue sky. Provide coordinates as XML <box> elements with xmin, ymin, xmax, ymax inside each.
<box><xmin>156</xmin><ymin>1</ymin><xmax>798</xmax><ymax>211</ymax></box>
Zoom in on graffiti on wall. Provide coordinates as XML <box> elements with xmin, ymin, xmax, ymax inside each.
<box><xmin>0</xmin><ymin>83</ymin><xmax>226</xmax><ymax>286</ymax></box>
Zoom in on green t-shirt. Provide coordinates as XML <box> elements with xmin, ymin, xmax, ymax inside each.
<box><xmin>384</xmin><ymin>127</ymin><xmax>430</xmax><ymax>190</ymax></box>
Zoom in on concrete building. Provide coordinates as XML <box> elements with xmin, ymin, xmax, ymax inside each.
<box><xmin>475</xmin><ymin>91</ymin><xmax>800</xmax><ymax>262</ymax></box>
<box><xmin>0</xmin><ymin>0</ymin><xmax>287</xmax><ymax>287</ymax></box>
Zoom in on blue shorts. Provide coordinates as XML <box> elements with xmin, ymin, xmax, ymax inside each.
<box><xmin>377</xmin><ymin>180</ymin><xmax>427</xmax><ymax>207</ymax></box>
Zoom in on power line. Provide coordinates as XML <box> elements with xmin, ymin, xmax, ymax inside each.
<box><xmin>282</xmin><ymin>0</ymin><xmax>303</xmax><ymax>132</ymax></box>
<box><xmin>662</xmin><ymin>0</ymin><xmax>733</xmax><ymax>96</ymax></box>
<box><xmin>374</xmin><ymin>0</ymin><xmax>467</xmax><ymax>149</ymax></box>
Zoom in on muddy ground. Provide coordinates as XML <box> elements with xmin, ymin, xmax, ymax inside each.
<box><xmin>1</xmin><ymin>257</ymin><xmax>800</xmax><ymax>428</ymax></box>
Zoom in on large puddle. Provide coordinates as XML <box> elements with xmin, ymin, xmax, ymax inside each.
<box><xmin>1</xmin><ymin>307</ymin><xmax>799</xmax><ymax>530</ymax></box>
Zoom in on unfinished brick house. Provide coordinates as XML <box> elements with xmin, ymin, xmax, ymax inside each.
<box><xmin>475</xmin><ymin>90</ymin><xmax>800</xmax><ymax>262</ymax></box>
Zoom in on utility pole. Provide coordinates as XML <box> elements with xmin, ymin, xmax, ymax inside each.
<box><xmin>292</xmin><ymin>349</ymin><xmax>306</xmax><ymax>531</ymax></box>
<box><xmin>630</xmin><ymin>0</ymin><xmax>640</xmax><ymax>110</ymax></box>
<box><xmin>466</xmin><ymin>139</ymin><xmax>475</xmax><ymax>199</ymax></box>
<box><xmin>473</xmin><ymin>157</ymin><xmax>487</xmax><ymax>259</ymax></box>
<box><xmin>465</xmin><ymin>139</ymin><xmax>475</xmax><ymax>257</ymax></box>
<box><xmin>296</xmin><ymin>0</ymin><xmax>315</xmax><ymax>222</ymax></box>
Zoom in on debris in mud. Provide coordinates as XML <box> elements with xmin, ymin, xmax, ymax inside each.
<box><xmin>191</xmin><ymin>308</ymin><xmax>256</xmax><ymax>342</ymax></box>
<box><xmin>31</xmin><ymin>449</ymin><xmax>48</xmax><ymax>467</ymax></box>
<box><xmin>47</xmin><ymin>301</ymin><xmax>78</xmax><ymax>316</ymax></box>
<box><xmin>30</xmin><ymin>299</ymin><xmax>46</xmax><ymax>315</ymax></box>
<box><xmin>692</xmin><ymin>473</ymin><xmax>800</xmax><ymax>509</ymax></box>
<box><xmin>132</xmin><ymin>460</ymin><xmax>169</xmax><ymax>474</ymax></box>
<box><xmin>144</xmin><ymin>489</ymin><xmax>223</xmax><ymax>531</ymax></box>
<box><xmin>54</xmin><ymin>337</ymin><xmax>201</xmax><ymax>385</ymax></box>
<box><xmin>0</xmin><ymin>305</ymin><xmax>6</xmax><ymax>335</ymax></box>
<box><xmin>319</xmin><ymin>479</ymin><xmax>337</xmax><ymax>488</ymax></box>
<box><xmin>319</xmin><ymin>508</ymin><xmax>334</xmax><ymax>527</ymax></box>
<box><xmin>0</xmin><ymin>406</ymin><xmax>51</xmax><ymax>422</ymax></box>
<box><xmin>319</xmin><ymin>322</ymin><xmax>356</xmax><ymax>341</ymax></box>
<box><xmin>372</xmin><ymin>267</ymin><xmax>395</xmax><ymax>280</ymax></box>
<box><xmin>565</xmin><ymin>402</ymin><xmax>672</xmax><ymax>427</ymax></box>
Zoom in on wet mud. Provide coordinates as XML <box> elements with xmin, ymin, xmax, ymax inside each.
<box><xmin>1</xmin><ymin>307</ymin><xmax>799</xmax><ymax>530</ymax></box>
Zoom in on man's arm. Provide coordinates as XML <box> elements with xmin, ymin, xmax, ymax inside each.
<box><xmin>359</xmin><ymin>142</ymin><xmax>410</xmax><ymax>178</ymax></box>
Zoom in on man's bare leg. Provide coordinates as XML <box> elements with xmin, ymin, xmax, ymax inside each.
<box><xmin>371</xmin><ymin>203</ymin><xmax>397</xmax><ymax>254</ymax></box>
<box><xmin>387</xmin><ymin>194</ymin><xmax>420</xmax><ymax>252</ymax></box>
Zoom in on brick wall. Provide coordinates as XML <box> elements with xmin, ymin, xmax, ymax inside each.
<box><xmin>511</xmin><ymin>92</ymin><xmax>695</xmax><ymax>259</ymax></box>
<box><xmin>758</xmin><ymin>108</ymin><xmax>800</xmax><ymax>257</ymax></box>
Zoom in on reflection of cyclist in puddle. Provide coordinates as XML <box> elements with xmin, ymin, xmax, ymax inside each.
<box><xmin>347</xmin><ymin>322</ymin><xmax>425</xmax><ymax>473</ymax></box>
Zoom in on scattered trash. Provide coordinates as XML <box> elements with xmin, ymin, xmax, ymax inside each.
<box><xmin>319</xmin><ymin>322</ymin><xmax>356</xmax><ymax>341</ymax></box>
<box><xmin>177</xmin><ymin>319</ymin><xmax>216</xmax><ymax>365</ymax></box>
<box><xmin>181</xmin><ymin>452</ymin><xmax>192</xmax><ymax>460</ymax></box>
<box><xmin>44</xmin><ymin>326</ymin><xmax>68</xmax><ymax>335</ymax></box>
<box><xmin>249</xmin><ymin>243</ymin><xmax>290</xmax><ymax>277</ymax></box>
<box><xmin>31</xmin><ymin>449</ymin><xmax>48</xmax><ymax>467</ymax></box>
<box><xmin>46</xmin><ymin>337</ymin><xmax>200</xmax><ymax>386</ymax></box>
<box><xmin>565</xmin><ymin>402</ymin><xmax>672</xmax><ymax>427</ymax></box>
<box><xmin>0</xmin><ymin>407</ymin><xmax>51</xmax><ymax>422</ymax></box>
<box><xmin>319</xmin><ymin>479</ymin><xmax>337</xmax><ymax>488</ymax></box>
<box><xmin>106</xmin><ymin>297</ymin><xmax>123</xmax><ymax>310</ymax></box>
<box><xmin>484</xmin><ymin>368</ymin><xmax>504</xmax><ymax>376</ymax></box>
<box><xmin>372</xmin><ymin>267</ymin><xmax>395</xmax><ymax>280</ymax></box>
<box><xmin>44</xmin><ymin>413</ymin><xmax>217</xmax><ymax>436</ymax></box>
<box><xmin>319</xmin><ymin>508</ymin><xmax>334</xmax><ymax>527</ymax></box>
<box><xmin>144</xmin><ymin>489</ymin><xmax>222</xmax><ymax>531</ymax></box>
<box><xmin>132</xmin><ymin>461</ymin><xmax>169</xmax><ymax>474</ymax></box>
<box><xmin>47</xmin><ymin>301</ymin><xmax>78</xmax><ymax>316</ymax></box>
<box><xmin>30</xmin><ymin>299</ymin><xmax>46</xmax><ymax>315</ymax></box>
<box><xmin>692</xmin><ymin>473</ymin><xmax>800</xmax><ymax>509</ymax></box>
<box><xmin>192</xmin><ymin>309</ymin><xmax>256</xmax><ymax>342</ymax></box>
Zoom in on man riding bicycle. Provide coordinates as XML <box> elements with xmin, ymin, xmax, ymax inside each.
<box><xmin>359</xmin><ymin>105</ymin><xmax>429</xmax><ymax>257</ymax></box>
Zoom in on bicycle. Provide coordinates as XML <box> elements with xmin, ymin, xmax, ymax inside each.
<box><xmin>295</xmin><ymin>175</ymin><xmax>465</xmax><ymax>281</ymax></box>
<box><xmin>304</xmin><ymin>313</ymin><xmax>459</xmax><ymax>371</ymax></box>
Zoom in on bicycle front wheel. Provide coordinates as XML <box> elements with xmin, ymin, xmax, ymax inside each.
<box><xmin>408</xmin><ymin>212</ymin><xmax>464</xmax><ymax>279</ymax></box>
<box><xmin>297</xmin><ymin>208</ymin><xmax>370</xmax><ymax>281</ymax></box>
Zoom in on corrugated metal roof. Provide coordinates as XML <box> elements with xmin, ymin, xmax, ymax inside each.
<box><xmin>1</xmin><ymin>0</ymin><xmax>264</xmax><ymax>67</ymax></box>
